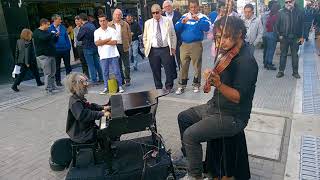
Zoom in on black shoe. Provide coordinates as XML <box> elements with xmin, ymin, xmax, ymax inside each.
<box><xmin>276</xmin><ymin>72</ymin><xmax>284</xmax><ymax>78</ymax></box>
<box><xmin>172</xmin><ymin>155</ymin><xmax>187</xmax><ymax>168</ymax></box>
<box><xmin>267</xmin><ymin>65</ymin><xmax>277</xmax><ymax>70</ymax></box>
<box><xmin>264</xmin><ymin>64</ymin><xmax>268</xmax><ymax>69</ymax></box>
<box><xmin>56</xmin><ymin>81</ymin><xmax>63</xmax><ymax>86</ymax></box>
<box><xmin>37</xmin><ymin>81</ymin><xmax>44</xmax><ymax>86</ymax></box>
<box><xmin>292</xmin><ymin>73</ymin><xmax>301</xmax><ymax>79</ymax></box>
<box><xmin>306</xmin><ymin>38</ymin><xmax>309</xmax><ymax>42</ymax></box>
<box><xmin>11</xmin><ymin>86</ymin><xmax>19</xmax><ymax>92</ymax></box>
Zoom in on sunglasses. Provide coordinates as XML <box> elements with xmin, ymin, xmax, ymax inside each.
<box><xmin>152</xmin><ymin>11</ymin><xmax>160</xmax><ymax>15</ymax></box>
<box><xmin>285</xmin><ymin>1</ymin><xmax>293</xmax><ymax>4</ymax></box>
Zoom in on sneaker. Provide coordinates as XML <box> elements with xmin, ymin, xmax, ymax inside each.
<box><xmin>166</xmin><ymin>88</ymin><xmax>174</xmax><ymax>93</ymax></box>
<box><xmin>175</xmin><ymin>87</ymin><xmax>185</xmax><ymax>95</ymax></box>
<box><xmin>118</xmin><ymin>86</ymin><xmax>124</xmax><ymax>93</ymax></box>
<box><xmin>193</xmin><ymin>86</ymin><xmax>200</xmax><ymax>93</ymax></box>
<box><xmin>266</xmin><ymin>65</ymin><xmax>277</xmax><ymax>71</ymax></box>
<box><xmin>276</xmin><ymin>72</ymin><xmax>284</xmax><ymax>78</ymax></box>
<box><xmin>99</xmin><ymin>88</ymin><xmax>108</xmax><ymax>95</ymax></box>
<box><xmin>292</xmin><ymin>73</ymin><xmax>301</xmax><ymax>79</ymax></box>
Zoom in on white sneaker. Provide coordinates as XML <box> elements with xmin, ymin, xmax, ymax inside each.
<box><xmin>175</xmin><ymin>87</ymin><xmax>185</xmax><ymax>95</ymax></box>
<box><xmin>193</xmin><ymin>86</ymin><xmax>200</xmax><ymax>93</ymax></box>
<box><xmin>99</xmin><ymin>88</ymin><xmax>108</xmax><ymax>95</ymax></box>
<box><xmin>118</xmin><ymin>86</ymin><xmax>124</xmax><ymax>93</ymax></box>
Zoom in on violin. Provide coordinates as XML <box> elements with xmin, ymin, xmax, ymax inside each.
<box><xmin>203</xmin><ymin>42</ymin><xmax>241</xmax><ymax>93</ymax></box>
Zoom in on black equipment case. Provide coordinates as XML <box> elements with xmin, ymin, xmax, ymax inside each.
<box><xmin>49</xmin><ymin>138</ymin><xmax>72</xmax><ymax>171</ymax></box>
<box><xmin>65</xmin><ymin>136</ymin><xmax>173</xmax><ymax>180</ymax></box>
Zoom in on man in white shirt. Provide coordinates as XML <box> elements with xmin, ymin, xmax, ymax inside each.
<box><xmin>94</xmin><ymin>14</ymin><xmax>124</xmax><ymax>94</ymax></box>
<box><xmin>143</xmin><ymin>4</ymin><xmax>177</xmax><ymax>92</ymax></box>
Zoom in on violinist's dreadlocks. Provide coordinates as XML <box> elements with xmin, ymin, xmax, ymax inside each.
<box><xmin>214</xmin><ymin>16</ymin><xmax>247</xmax><ymax>41</ymax></box>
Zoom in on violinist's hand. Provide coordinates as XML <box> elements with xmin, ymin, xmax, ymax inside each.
<box><xmin>203</xmin><ymin>68</ymin><xmax>213</xmax><ymax>79</ymax></box>
<box><xmin>211</xmin><ymin>73</ymin><xmax>222</xmax><ymax>88</ymax></box>
<box><xmin>103</xmin><ymin>106</ymin><xmax>111</xmax><ymax>111</ymax></box>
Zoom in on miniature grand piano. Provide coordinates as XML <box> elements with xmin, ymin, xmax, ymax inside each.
<box><xmin>99</xmin><ymin>89</ymin><xmax>165</xmax><ymax>140</ymax></box>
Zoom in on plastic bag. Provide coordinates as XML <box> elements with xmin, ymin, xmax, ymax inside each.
<box><xmin>12</xmin><ymin>65</ymin><xmax>21</xmax><ymax>78</ymax></box>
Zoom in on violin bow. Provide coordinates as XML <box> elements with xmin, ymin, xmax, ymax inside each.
<box><xmin>212</xmin><ymin>0</ymin><xmax>233</xmax><ymax>71</ymax></box>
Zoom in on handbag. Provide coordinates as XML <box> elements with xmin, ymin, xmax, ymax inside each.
<box><xmin>12</xmin><ymin>65</ymin><xmax>21</xmax><ymax>78</ymax></box>
<box><xmin>108</xmin><ymin>76</ymin><xmax>118</xmax><ymax>94</ymax></box>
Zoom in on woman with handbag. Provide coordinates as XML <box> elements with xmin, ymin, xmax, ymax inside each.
<box><xmin>11</xmin><ymin>28</ymin><xmax>44</xmax><ymax>92</ymax></box>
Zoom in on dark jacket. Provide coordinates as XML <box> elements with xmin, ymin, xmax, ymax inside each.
<box><xmin>128</xmin><ymin>21</ymin><xmax>142</xmax><ymax>41</ymax></box>
<box><xmin>33</xmin><ymin>28</ymin><xmax>58</xmax><ymax>57</ymax></box>
<box><xmin>15</xmin><ymin>39</ymin><xmax>35</xmax><ymax>65</ymax></box>
<box><xmin>77</xmin><ymin>21</ymin><xmax>97</xmax><ymax>49</ymax></box>
<box><xmin>275</xmin><ymin>7</ymin><xmax>304</xmax><ymax>38</ymax></box>
<box><xmin>48</xmin><ymin>24</ymin><xmax>71</xmax><ymax>52</ymax></box>
<box><xmin>163</xmin><ymin>10</ymin><xmax>182</xmax><ymax>42</ymax></box>
<box><xmin>66</xmin><ymin>94</ymin><xmax>104</xmax><ymax>143</ymax></box>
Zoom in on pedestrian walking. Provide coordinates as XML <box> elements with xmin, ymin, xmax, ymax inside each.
<box><xmin>11</xmin><ymin>29</ymin><xmax>44</xmax><ymax>92</ymax></box>
<box><xmin>33</xmin><ymin>18</ymin><xmax>59</xmax><ymax>94</ymax></box>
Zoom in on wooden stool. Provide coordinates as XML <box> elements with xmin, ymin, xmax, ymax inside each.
<box><xmin>204</xmin><ymin>131</ymin><xmax>250</xmax><ymax>180</ymax></box>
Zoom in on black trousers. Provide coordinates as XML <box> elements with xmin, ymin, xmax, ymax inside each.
<box><xmin>177</xmin><ymin>104</ymin><xmax>247</xmax><ymax>177</ymax></box>
<box><xmin>279</xmin><ymin>38</ymin><xmax>299</xmax><ymax>74</ymax></box>
<box><xmin>55</xmin><ymin>50</ymin><xmax>72</xmax><ymax>83</ymax></box>
<box><xmin>117</xmin><ymin>44</ymin><xmax>130</xmax><ymax>84</ymax></box>
<box><xmin>13</xmin><ymin>63</ymin><xmax>42</xmax><ymax>87</ymax></box>
<box><xmin>149</xmin><ymin>47</ymin><xmax>174</xmax><ymax>89</ymax></box>
<box><xmin>76</xmin><ymin>46</ymin><xmax>90</xmax><ymax>78</ymax></box>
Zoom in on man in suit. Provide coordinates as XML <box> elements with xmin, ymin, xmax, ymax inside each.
<box><xmin>143</xmin><ymin>4</ymin><xmax>177</xmax><ymax>92</ymax></box>
<box><xmin>162</xmin><ymin>0</ymin><xmax>182</xmax><ymax>76</ymax></box>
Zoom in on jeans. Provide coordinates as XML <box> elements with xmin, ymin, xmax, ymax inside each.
<box><xmin>177</xmin><ymin>104</ymin><xmax>247</xmax><ymax>177</ymax></box>
<box><xmin>262</xmin><ymin>36</ymin><xmax>267</xmax><ymax>66</ymax></box>
<box><xmin>117</xmin><ymin>44</ymin><xmax>130</xmax><ymax>83</ymax></box>
<box><xmin>100</xmin><ymin>57</ymin><xmax>122</xmax><ymax>89</ymax></box>
<box><xmin>55</xmin><ymin>50</ymin><xmax>72</xmax><ymax>83</ymax></box>
<box><xmin>265</xmin><ymin>32</ymin><xmax>278</xmax><ymax>65</ymax></box>
<box><xmin>303</xmin><ymin>22</ymin><xmax>312</xmax><ymax>40</ymax></box>
<box><xmin>83</xmin><ymin>48</ymin><xmax>103</xmax><ymax>82</ymax></box>
<box><xmin>37</xmin><ymin>55</ymin><xmax>56</xmax><ymax>91</ymax></box>
<box><xmin>279</xmin><ymin>38</ymin><xmax>299</xmax><ymax>74</ymax></box>
<box><xmin>129</xmin><ymin>40</ymin><xmax>141</xmax><ymax>68</ymax></box>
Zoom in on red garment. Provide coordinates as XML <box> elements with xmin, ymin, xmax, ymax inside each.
<box><xmin>266</xmin><ymin>14</ymin><xmax>278</xmax><ymax>32</ymax></box>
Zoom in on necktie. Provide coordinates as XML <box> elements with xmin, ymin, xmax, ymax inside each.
<box><xmin>156</xmin><ymin>20</ymin><xmax>163</xmax><ymax>47</ymax></box>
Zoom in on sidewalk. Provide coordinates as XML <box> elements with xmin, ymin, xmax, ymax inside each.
<box><xmin>0</xmin><ymin>38</ymin><xmax>319</xmax><ymax>180</ymax></box>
